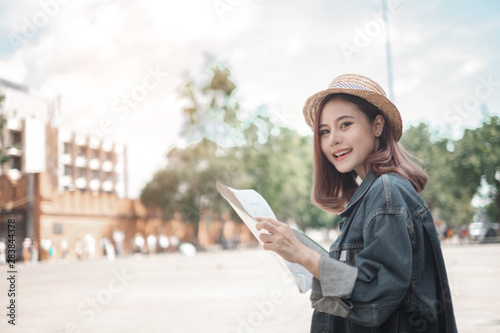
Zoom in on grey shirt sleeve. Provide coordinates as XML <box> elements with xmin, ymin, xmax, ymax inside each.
<box><xmin>310</xmin><ymin>256</ymin><xmax>358</xmax><ymax>317</ymax></box>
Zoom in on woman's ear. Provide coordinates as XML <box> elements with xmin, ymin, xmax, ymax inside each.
<box><xmin>373</xmin><ymin>115</ymin><xmax>385</xmax><ymax>137</ymax></box>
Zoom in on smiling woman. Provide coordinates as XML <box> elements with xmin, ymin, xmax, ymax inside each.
<box><xmin>311</xmin><ymin>90</ymin><xmax>427</xmax><ymax>215</ymax></box>
<box><xmin>256</xmin><ymin>74</ymin><xmax>458</xmax><ymax>332</ymax></box>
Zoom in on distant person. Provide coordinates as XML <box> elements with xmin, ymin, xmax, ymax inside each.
<box><xmin>133</xmin><ymin>234</ymin><xmax>145</xmax><ymax>254</ymax></box>
<box><xmin>169</xmin><ymin>235</ymin><xmax>180</xmax><ymax>252</ymax></box>
<box><xmin>31</xmin><ymin>240</ymin><xmax>39</xmax><ymax>263</ymax></box>
<box><xmin>101</xmin><ymin>237</ymin><xmax>109</xmax><ymax>256</ymax></box>
<box><xmin>61</xmin><ymin>240</ymin><xmax>69</xmax><ymax>260</ymax></box>
<box><xmin>147</xmin><ymin>235</ymin><xmax>157</xmax><ymax>254</ymax></box>
<box><xmin>84</xmin><ymin>234</ymin><xmax>96</xmax><ymax>259</ymax></box>
<box><xmin>159</xmin><ymin>235</ymin><xmax>170</xmax><ymax>253</ymax></box>
<box><xmin>113</xmin><ymin>231</ymin><xmax>125</xmax><ymax>257</ymax></box>
<box><xmin>105</xmin><ymin>242</ymin><xmax>116</xmax><ymax>261</ymax></box>
<box><xmin>23</xmin><ymin>237</ymin><xmax>32</xmax><ymax>263</ymax></box>
<box><xmin>75</xmin><ymin>241</ymin><xmax>83</xmax><ymax>260</ymax></box>
<box><xmin>255</xmin><ymin>74</ymin><xmax>457</xmax><ymax>332</ymax></box>
<box><xmin>459</xmin><ymin>226</ymin><xmax>469</xmax><ymax>245</ymax></box>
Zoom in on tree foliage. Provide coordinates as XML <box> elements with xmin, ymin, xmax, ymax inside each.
<box><xmin>453</xmin><ymin>115</ymin><xmax>500</xmax><ymax>222</ymax></box>
<box><xmin>401</xmin><ymin>123</ymin><xmax>474</xmax><ymax>226</ymax></box>
<box><xmin>401</xmin><ymin>114</ymin><xmax>500</xmax><ymax>226</ymax></box>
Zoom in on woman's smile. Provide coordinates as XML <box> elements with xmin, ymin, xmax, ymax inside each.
<box><xmin>333</xmin><ymin>148</ymin><xmax>353</xmax><ymax>161</ymax></box>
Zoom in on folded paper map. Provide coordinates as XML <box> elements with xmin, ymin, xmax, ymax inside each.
<box><xmin>216</xmin><ymin>182</ymin><xmax>328</xmax><ymax>293</ymax></box>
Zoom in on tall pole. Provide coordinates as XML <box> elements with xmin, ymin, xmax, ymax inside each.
<box><xmin>382</xmin><ymin>0</ymin><xmax>395</xmax><ymax>102</ymax></box>
<box><xmin>26</xmin><ymin>173</ymin><xmax>35</xmax><ymax>238</ymax></box>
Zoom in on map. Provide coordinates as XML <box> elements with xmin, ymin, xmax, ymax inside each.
<box><xmin>216</xmin><ymin>182</ymin><xmax>328</xmax><ymax>293</ymax></box>
<box><xmin>231</xmin><ymin>189</ymin><xmax>277</xmax><ymax>220</ymax></box>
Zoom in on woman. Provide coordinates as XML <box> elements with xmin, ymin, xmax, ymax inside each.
<box><xmin>256</xmin><ymin>74</ymin><xmax>457</xmax><ymax>332</ymax></box>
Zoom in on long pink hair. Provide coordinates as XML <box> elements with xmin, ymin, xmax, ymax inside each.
<box><xmin>311</xmin><ymin>93</ymin><xmax>428</xmax><ymax>214</ymax></box>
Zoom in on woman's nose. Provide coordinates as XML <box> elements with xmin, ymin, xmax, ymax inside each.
<box><xmin>329</xmin><ymin>131</ymin><xmax>341</xmax><ymax>146</ymax></box>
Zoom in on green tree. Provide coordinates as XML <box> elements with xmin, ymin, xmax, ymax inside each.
<box><xmin>140</xmin><ymin>138</ymin><xmax>242</xmax><ymax>240</ymax></box>
<box><xmin>238</xmin><ymin>124</ymin><xmax>333</xmax><ymax>229</ymax></box>
<box><xmin>141</xmin><ymin>61</ymin><xmax>258</xmax><ymax>243</ymax></box>
<box><xmin>453</xmin><ymin>114</ymin><xmax>500</xmax><ymax>222</ymax></box>
<box><xmin>401</xmin><ymin>123</ymin><xmax>474</xmax><ymax>227</ymax></box>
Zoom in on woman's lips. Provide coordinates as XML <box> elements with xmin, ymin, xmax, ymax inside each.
<box><xmin>334</xmin><ymin>148</ymin><xmax>352</xmax><ymax>161</ymax></box>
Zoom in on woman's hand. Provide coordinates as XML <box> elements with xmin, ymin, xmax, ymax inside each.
<box><xmin>255</xmin><ymin>217</ymin><xmax>306</xmax><ymax>264</ymax></box>
<box><xmin>255</xmin><ymin>218</ymin><xmax>321</xmax><ymax>281</ymax></box>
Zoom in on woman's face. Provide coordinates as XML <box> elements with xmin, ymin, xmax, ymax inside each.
<box><xmin>318</xmin><ymin>98</ymin><xmax>384</xmax><ymax>179</ymax></box>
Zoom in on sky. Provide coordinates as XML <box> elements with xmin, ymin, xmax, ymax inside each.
<box><xmin>0</xmin><ymin>0</ymin><xmax>499</xmax><ymax>198</ymax></box>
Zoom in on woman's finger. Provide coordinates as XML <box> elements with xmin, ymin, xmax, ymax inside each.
<box><xmin>256</xmin><ymin>217</ymin><xmax>281</xmax><ymax>226</ymax></box>
<box><xmin>259</xmin><ymin>232</ymin><xmax>272</xmax><ymax>243</ymax></box>
<box><xmin>255</xmin><ymin>221</ymin><xmax>278</xmax><ymax>234</ymax></box>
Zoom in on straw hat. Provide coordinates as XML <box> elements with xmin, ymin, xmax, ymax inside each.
<box><xmin>302</xmin><ymin>74</ymin><xmax>402</xmax><ymax>141</ymax></box>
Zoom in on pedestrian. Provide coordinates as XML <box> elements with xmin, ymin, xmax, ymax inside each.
<box><xmin>147</xmin><ymin>235</ymin><xmax>157</xmax><ymax>254</ymax></box>
<box><xmin>159</xmin><ymin>235</ymin><xmax>170</xmax><ymax>253</ymax></box>
<box><xmin>61</xmin><ymin>240</ymin><xmax>69</xmax><ymax>260</ymax></box>
<box><xmin>255</xmin><ymin>74</ymin><xmax>457</xmax><ymax>332</ymax></box>
<box><xmin>169</xmin><ymin>235</ymin><xmax>180</xmax><ymax>252</ymax></box>
<box><xmin>31</xmin><ymin>240</ymin><xmax>39</xmax><ymax>263</ymax></box>
<box><xmin>84</xmin><ymin>234</ymin><xmax>96</xmax><ymax>259</ymax></box>
<box><xmin>105</xmin><ymin>241</ymin><xmax>116</xmax><ymax>261</ymax></box>
<box><xmin>75</xmin><ymin>241</ymin><xmax>83</xmax><ymax>260</ymax></box>
<box><xmin>101</xmin><ymin>237</ymin><xmax>109</xmax><ymax>256</ymax></box>
<box><xmin>23</xmin><ymin>237</ymin><xmax>32</xmax><ymax>263</ymax></box>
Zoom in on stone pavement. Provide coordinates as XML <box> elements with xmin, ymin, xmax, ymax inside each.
<box><xmin>0</xmin><ymin>243</ymin><xmax>499</xmax><ymax>332</ymax></box>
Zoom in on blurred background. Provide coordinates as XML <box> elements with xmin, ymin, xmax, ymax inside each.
<box><xmin>0</xmin><ymin>0</ymin><xmax>499</xmax><ymax>332</ymax></box>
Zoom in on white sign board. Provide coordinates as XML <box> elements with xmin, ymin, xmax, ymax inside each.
<box><xmin>25</xmin><ymin>117</ymin><xmax>46</xmax><ymax>173</ymax></box>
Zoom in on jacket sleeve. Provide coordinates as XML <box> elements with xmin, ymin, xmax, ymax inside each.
<box><xmin>311</xmin><ymin>211</ymin><xmax>412</xmax><ymax>327</ymax></box>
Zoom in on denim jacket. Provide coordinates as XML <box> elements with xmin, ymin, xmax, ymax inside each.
<box><xmin>310</xmin><ymin>171</ymin><xmax>457</xmax><ymax>333</ymax></box>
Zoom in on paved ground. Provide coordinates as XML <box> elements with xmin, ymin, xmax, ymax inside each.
<box><xmin>0</xmin><ymin>243</ymin><xmax>499</xmax><ymax>333</ymax></box>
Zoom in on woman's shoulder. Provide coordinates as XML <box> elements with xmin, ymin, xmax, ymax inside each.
<box><xmin>368</xmin><ymin>172</ymin><xmax>425</xmax><ymax>209</ymax></box>
<box><xmin>375</xmin><ymin>172</ymin><xmax>415</xmax><ymax>190</ymax></box>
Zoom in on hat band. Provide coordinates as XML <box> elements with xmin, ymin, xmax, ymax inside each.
<box><xmin>328</xmin><ymin>82</ymin><xmax>370</xmax><ymax>91</ymax></box>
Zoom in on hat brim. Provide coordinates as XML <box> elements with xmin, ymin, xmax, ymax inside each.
<box><xmin>303</xmin><ymin>88</ymin><xmax>402</xmax><ymax>141</ymax></box>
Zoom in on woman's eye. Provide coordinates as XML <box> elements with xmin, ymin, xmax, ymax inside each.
<box><xmin>340</xmin><ymin>122</ymin><xmax>352</xmax><ymax>129</ymax></box>
<box><xmin>319</xmin><ymin>129</ymin><xmax>329</xmax><ymax>136</ymax></box>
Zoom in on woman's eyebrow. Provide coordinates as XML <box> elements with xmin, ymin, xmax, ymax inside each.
<box><xmin>319</xmin><ymin>115</ymin><xmax>354</xmax><ymax>128</ymax></box>
<box><xmin>335</xmin><ymin>115</ymin><xmax>354</xmax><ymax>122</ymax></box>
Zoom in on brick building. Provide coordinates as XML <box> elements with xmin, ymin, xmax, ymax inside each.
<box><xmin>0</xmin><ymin>79</ymin><xmax>201</xmax><ymax>261</ymax></box>
<box><xmin>0</xmin><ymin>79</ymin><xmax>255</xmax><ymax>261</ymax></box>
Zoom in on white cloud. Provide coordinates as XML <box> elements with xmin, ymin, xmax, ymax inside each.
<box><xmin>0</xmin><ymin>51</ymin><xmax>27</xmax><ymax>84</ymax></box>
<box><xmin>454</xmin><ymin>59</ymin><xmax>486</xmax><ymax>79</ymax></box>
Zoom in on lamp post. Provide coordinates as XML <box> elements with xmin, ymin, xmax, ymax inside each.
<box><xmin>382</xmin><ymin>0</ymin><xmax>395</xmax><ymax>103</ymax></box>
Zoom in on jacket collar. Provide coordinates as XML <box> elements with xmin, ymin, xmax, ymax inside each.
<box><xmin>338</xmin><ymin>170</ymin><xmax>378</xmax><ymax>219</ymax></box>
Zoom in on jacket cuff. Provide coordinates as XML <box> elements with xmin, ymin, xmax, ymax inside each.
<box><xmin>309</xmin><ymin>257</ymin><xmax>358</xmax><ymax>318</ymax></box>
<box><xmin>311</xmin><ymin>297</ymin><xmax>353</xmax><ymax>318</ymax></box>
